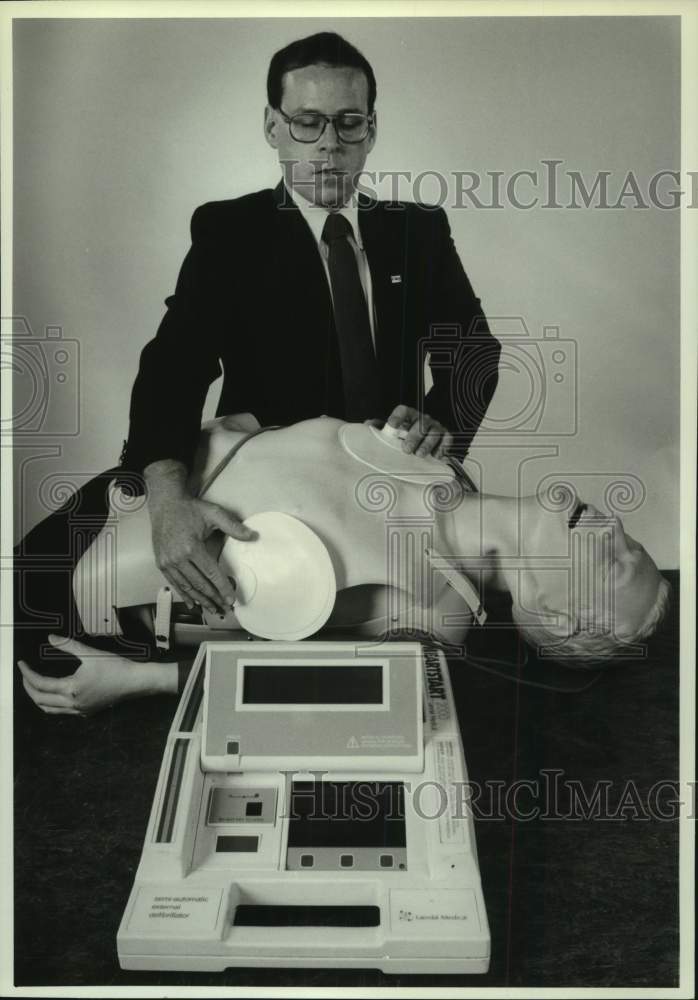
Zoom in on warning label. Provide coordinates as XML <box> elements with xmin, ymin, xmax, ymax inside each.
<box><xmin>352</xmin><ymin>733</ymin><xmax>411</xmax><ymax>749</ymax></box>
<box><xmin>434</xmin><ymin>739</ymin><xmax>467</xmax><ymax>845</ymax></box>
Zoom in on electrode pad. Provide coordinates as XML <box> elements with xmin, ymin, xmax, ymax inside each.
<box><xmin>218</xmin><ymin>512</ymin><xmax>337</xmax><ymax>641</ymax></box>
<box><xmin>339</xmin><ymin>423</ymin><xmax>456</xmax><ymax>485</ymax></box>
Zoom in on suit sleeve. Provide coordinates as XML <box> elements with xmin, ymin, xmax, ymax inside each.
<box><xmin>120</xmin><ymin>206</ymin><xmax>223</xmax><ymax>475</ymax></box>
<box><xmin>423</xmin><ymin>208</ymin><xmax>500</xmax><ymax>459</ymax></box>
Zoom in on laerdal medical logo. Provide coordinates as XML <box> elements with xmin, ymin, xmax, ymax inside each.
<box><xmin>398</xmin><ymin>908</ymin><xmax>468</xmax><ymax>922</ymax></box>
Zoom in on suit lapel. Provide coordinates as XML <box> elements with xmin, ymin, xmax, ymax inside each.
<box><xmin>271</xmin><ymin>182</ymin><xmax>342</xmax><ymax>412</ymax></box>
<box><xmin>272</xmin><ymin>181</ymin><xmax>334</xmax><ymax>333</ymax></box>
<box><xmin>359</xmin><ymin>198</ymin><xmax>408</xmax><ymax>405</ymax></box>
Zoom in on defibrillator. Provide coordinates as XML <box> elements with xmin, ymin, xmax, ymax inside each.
<box><xmin>117</xmin><ymin>640</ymin><xmax>490</xmax><ymax>974</ymax></box>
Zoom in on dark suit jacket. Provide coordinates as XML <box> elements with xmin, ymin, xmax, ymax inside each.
<box><xmin>121</xmin><ymin>183</ymin><xmax>500</xmax><ymax>474</ymax></box>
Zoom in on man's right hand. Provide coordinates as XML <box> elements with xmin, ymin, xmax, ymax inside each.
<box><xmin>144</xmin><ymin>459</ymin><xmax>255</xmax><ymax>615</ymax></box>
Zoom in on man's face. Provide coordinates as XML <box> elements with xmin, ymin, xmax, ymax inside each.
<box><xmin>264</xmin><ymin>63</ymin><xmax>376</xmax><ymax>208</ymax></box>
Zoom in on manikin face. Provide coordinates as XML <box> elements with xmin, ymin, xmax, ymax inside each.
<box><xmin>264</xmin><ymin>63</ymin><xmax>376</xmax><ymax>208</ymax></box>
<box><xmin>511</xmin><ymin>499</ymin><xmax>663</xmax><ymax>643</ymax></box>
<box><xmin>576</xmin><ymin>504</ymin><xmax>663</xmax><ymax>638</ymax></box>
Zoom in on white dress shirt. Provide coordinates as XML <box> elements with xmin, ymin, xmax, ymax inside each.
<box><xmin>286</xmin><ymin>184</ymin><xmax>377</xmax><ymax>349</ymax></box>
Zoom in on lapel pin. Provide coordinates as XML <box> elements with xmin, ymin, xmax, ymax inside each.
<box><xmin>390</xmin><ymin>274</ymin><xmax>402</xmax><ymax>284</ymax></box>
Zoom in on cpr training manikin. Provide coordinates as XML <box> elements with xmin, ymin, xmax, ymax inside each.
<box><xmin>72</xmin><ymin>414</ymin><xmax>669</xmax><ymax>670</ymax></box>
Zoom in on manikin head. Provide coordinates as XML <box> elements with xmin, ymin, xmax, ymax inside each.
<box><xmin>264</xmin><ymin>32</ymin><xmax>377</xmax><ymax>208</ymax></box>
<box><xmin>505</xmin><ymin>498</ymin><xmax>670</xmax><ymax>667</ymax></box>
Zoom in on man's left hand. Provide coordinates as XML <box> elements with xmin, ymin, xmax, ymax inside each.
<box><xmin>366</xmin><ymin>405</ymin><xmax>454</xmax><ymax>459</ymax></box>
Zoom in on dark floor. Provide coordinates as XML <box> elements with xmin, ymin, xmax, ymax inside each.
<box><xmin>13</xmin><ymin>571</ymin><xmax>680</xmax><ymax>988</ymax></box>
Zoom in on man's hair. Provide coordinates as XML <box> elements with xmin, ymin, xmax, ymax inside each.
<box><xmin>513</xmin><ymin>574</ymin><xmax>672</xmax><ymax>670</ymax></box>
<box><xmin>267</xmin><ymin>32</ymin><xmax>377</xmax><ymax>113</ymax></box>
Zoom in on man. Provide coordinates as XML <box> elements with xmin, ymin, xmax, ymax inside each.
<box><xmin>18</xmin><ymin>416</ymin><xmax>670</xmax><ymax>716</ymax></box>
<box><xmin>120</xmin><ymin>32</ymin><xmax>501</xmax><ymax>619</ymax></box>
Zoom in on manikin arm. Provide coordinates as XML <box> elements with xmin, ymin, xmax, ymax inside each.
<box><xmin>18</xmin><ymin>636</ymin><xmax>180</xmax><ymax>717</ymax></box>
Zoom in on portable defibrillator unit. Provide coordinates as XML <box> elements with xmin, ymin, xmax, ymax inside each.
<box><xmin>117</xmin><ymin>640</ymin><xmax>490</xmax><ymax>974</ymax></box>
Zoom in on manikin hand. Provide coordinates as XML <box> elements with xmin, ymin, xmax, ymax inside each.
<box><xmin>17</xmin><ymin>636</ymin><xmax>177</xmax><ymax>716</ymax></box>
<box><xmin>366</xmin><ymin>405</ymin><xmax>454</xmax><ymax>459</ymax></box>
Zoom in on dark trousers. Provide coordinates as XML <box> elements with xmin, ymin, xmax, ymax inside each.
<box><xmin>12</xmin><ymin>468</ymin><xmax>152</xmax><ymax>681</ymax></box>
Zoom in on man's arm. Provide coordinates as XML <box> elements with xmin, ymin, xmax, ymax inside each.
<box><xmin>121</xmin><ymin>205</ymin><xmax>222</xmax><ymax>475</ymax></box>
<box><xmin>121</xmin><ymin>206</ymin><xmax>253</xmax><ymax>612</ymax></box>
<box><xmin>144</xmin><ymin>457</ymin><xmax>251</xmax><ymax>614</ymax></box>
<box><xmin>423</xmin><ymin>207</ymin><xmax>501</xmax><ymax>459</ymax></box>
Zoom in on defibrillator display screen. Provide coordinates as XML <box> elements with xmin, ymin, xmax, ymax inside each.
<box><xmin>241</xmin><ymin>663</ymin><xmax>383</xmax><ymax>705</ymax></box>
<box><xmin>288</xmin><ymin>781</ymin><xmax>406</xmax><ymax>848</ymax></box>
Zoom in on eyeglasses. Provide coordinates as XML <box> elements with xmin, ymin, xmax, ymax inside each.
<box><xmin>278</xmin><ymin>108</ymin><xmax>374</xmax><ymax>144</ymax></box>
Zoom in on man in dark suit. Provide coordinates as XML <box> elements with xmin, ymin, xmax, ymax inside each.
<box><xmin>121</xmin><ymin>31</ymin><xmax>501</xmax><ymax>616</ymax></box>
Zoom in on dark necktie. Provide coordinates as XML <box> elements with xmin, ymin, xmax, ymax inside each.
<box><xmin>322</xmin><ymin>212</ymin><xmax>382</xmax><ymax>421</ymax></box>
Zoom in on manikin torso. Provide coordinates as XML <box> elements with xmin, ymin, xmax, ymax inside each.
<box><xmin>188</xmin><ymin>416</ymin><xmax>661</xmax><ymax>646</ymax></box>
<box><xmin>199</xmin><ymin>417</ymin><xmax>472</xmax><ymax>638</ymax></box>
<box><xmin>75</xmin><ymin>416</ymin><xmax>490</xmax><ymax>644</ymax></box>
<box><xmin>198</xmin><ymin>416</ymin><xmax>575</xmax><ymax>620</ymax></box>
<box><xmin>203</xmin><ymin>419</ymin><xmax>459</xmax><ymax>584</ymax></box>
<box><xmin>77</xmin><ymin>415</ymin><xmax>631</xmax><ymax>647</ymax></box>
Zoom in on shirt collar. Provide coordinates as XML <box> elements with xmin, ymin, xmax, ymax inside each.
<box><xmin>285</xmin><ymin>183</ymin><xmax>364</xmax><ymax>250</ymax></box>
